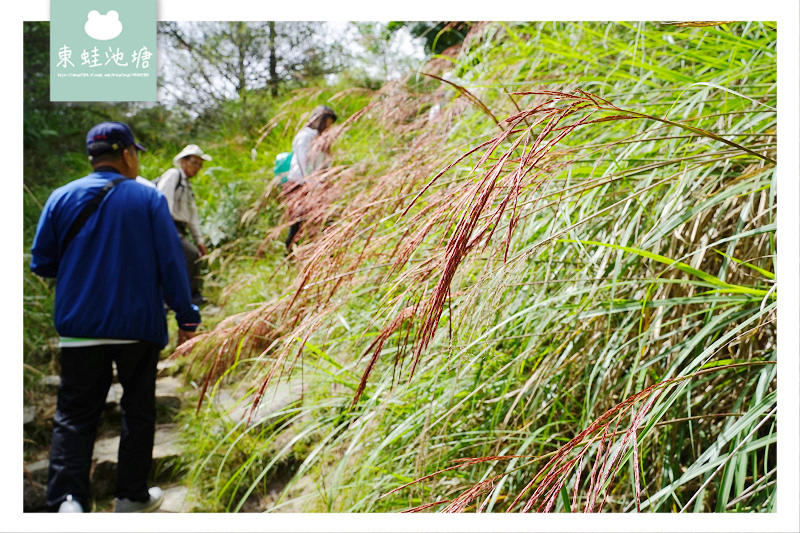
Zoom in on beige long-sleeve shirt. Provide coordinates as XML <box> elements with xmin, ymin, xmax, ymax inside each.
<box><xmin>156</xmin><ymin>168</ymin><xmax>204</xmax><ymax>247</ymax></box>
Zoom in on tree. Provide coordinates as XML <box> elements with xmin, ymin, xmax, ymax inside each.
<box><xmin>386</xmin><ymin>21</ymin><xmax>472</xmax><ymax>55</ymax></box>
<box><xmin>158</xmin><ymin>21</ymin><xmax>347</xmax><ymax>113</ymax></box>
<box><xmin>352</xmin><ymin>22</ymin><xmax>427</xmax><ymax>82</ymax></box>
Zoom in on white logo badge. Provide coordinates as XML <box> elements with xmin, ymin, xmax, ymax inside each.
<box><xmin>84</xmin><ymin>10</ymin><xmax>123</xmax><ymax>41</ymax></box>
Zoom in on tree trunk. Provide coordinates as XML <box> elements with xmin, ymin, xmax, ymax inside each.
<box><xmin>234</xmin><ymin>22</ymin><xmax>247</xmax><ymax>105</ymax></box>
<box><xmin>268</xmin><ymin>21</ymin><xmax>278</xmax><ymax>98</ymax></box>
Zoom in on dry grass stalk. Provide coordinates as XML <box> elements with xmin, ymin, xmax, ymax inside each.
<box><xmin>186</xmin><ymin>80</ymin><xmax>774</xmax><ymax>445</ymax></box>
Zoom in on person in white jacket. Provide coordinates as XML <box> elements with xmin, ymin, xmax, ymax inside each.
<box><xmin>283</xmin><ymin>105</ymin><xmax>337</xmax><ymax>250</ymax></box>
<box><xmin>156</xmin><ymin>144</ymin><xmax>212</xmax><ymax>304</ymax></box>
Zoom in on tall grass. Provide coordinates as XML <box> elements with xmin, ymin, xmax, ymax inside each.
<box><xmin>177</xmin><ymin>21</ymin><xmax>776</xmax><ymax>513</ymax></box>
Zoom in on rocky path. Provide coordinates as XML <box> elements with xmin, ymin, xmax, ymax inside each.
<box><xmin>24</xmin><ymin>354</ymin><xmax>305</xmax><ymax>513</ymax></box>
<box><xmin>24</xmin><ymin>358</ymin><xmax>195</xmax><ymax>513</ymax></box>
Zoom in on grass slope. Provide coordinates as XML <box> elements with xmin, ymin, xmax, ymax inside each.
<box><xmin>32</xmin><ymin>21</ymin><xmax>778</xmax><ymax>513</ymax></box>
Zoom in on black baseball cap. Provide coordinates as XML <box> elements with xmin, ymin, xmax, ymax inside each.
<box><xmin>86</xmin><ymin>121</ymin><xmax>146</xmax><ymax>156</ymax></box>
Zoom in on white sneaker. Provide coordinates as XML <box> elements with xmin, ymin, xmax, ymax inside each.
<box><xmin>113</xmin><ymin>486</ymin><xmax>164</xmax><ymax>513</ymax></box>
<box><xmin>57</xmin><ymin>494</ymin><xmax>83</xmax><ymax>513</ymax></box>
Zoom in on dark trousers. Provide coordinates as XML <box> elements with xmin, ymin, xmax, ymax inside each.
<box><xmin>45</xmin><ymin>342</ymin><xmax>159</xmax><ymax>512</ymax></box>
<box><xmin>179</xmin><ymin>233</ymin><xmax>202</xmax><ymax>296</ymax></box>
<box><xmin>174</xmin><ymin>221</ymin><xmax>202</xmax><ymax>297</ymax></box>
<box><xmin>285</xmin><ymin>222</ymin><xmax>301</xmax><ymax>249</ymax></box>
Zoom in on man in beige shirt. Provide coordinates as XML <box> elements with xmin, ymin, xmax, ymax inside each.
<box><xmin>157</xmin><ymin>144</ymin><xmax>212</xmax><ymax>304</ymax></box>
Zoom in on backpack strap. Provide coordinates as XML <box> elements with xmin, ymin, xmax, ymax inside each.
<box><xmin>153</xmin><ymin>168</ymin><xmax>183</xmax><ymax>191</ymax></box>
<box><xmin>172</xmin><ymin>169</ymin><xmax>185</xmax><ymax>203</ymax></box>
<box><xmin>60</xmin><ymin>176</ymin><xmax>127</xmax><ymax>257</ymax></box>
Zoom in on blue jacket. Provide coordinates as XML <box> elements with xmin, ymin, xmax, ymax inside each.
<box><xmin>30</xmin><ymin>170</ymin><xmax>201</xmax><ymax>348</ymax></box>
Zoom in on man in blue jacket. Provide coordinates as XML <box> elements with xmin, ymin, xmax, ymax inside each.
<box><xmin>30</xmin><ymin>122</ymin><xmax>201</xmax><ymax>513</ymax></box>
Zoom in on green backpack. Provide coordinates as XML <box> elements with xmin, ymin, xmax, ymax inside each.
<box><xmin>274</xmin><ymin>151</ymin><xmax>292</xmax><ymax>183</ymax></box>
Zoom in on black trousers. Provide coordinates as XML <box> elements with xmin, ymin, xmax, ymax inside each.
<box><xmin>45</xmin><ymin>342</ymin><xmax>159</xmax><ymax>512</ymax></box>
<box><xmin>175</xmin><ymin>222</ymin><xmax>202</xmax><ymax>296</ymax></box>
<box><xmin>285</xmin><ymin>221</ymin><xmax>301</xmax><ymax>249</ymax></box>
<box><xmin>179</xmin><ymin>233</ymin><xmax>202</xmax><ymax>296</ymax></box>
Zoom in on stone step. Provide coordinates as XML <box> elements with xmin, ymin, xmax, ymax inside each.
<box><xmin>159</xmin><ymin>484</ymin><xmax>191</xmax><ymax>513</ymax></box>
<box><xmin>23</xmin><ymin>459</ymin><xmax>50</xmax><ymax>512</ymax></box>
<box><xmin>26</xmin><ymin>360</ymin><xmax>192</xmax><ymax>512</ymax></box>
<box><xmin>24</xmin><ymin>405</ymin><xmax>36</xmax><ymax>425</ymax></box>
<box><xmin>106</xmin><ymin>376</ymin><xmax>183</xmax><ymax>406</ymax></box>
<box><xmin>37</xmin><ymin>374</ymin><xmax>184</xmax><ymax>399</ymax></box>
<box><xmin>24</xmin><ymin>459</ymin><xmax>49</xmax><ymax>485</ymax></box>
<box><xmin>26</xmin><ymin>375</ymin><xmax>183</xmax><ymax>438</ymax></box>
<box><xmin>90</xmin><ymin>423</ymin><xmax>184</xmax><ymax>500</ymax></box>
<box><xmin>92</xmin><ymin>423</ymin><xmax>183</xmax><ymax>464</ymax></box>
<box><xmin>157</xmin><ymin>356</ymin><xmax>181</xmax><ymax>377</ymax></box>
<box><xmin>39</xmin><ymin>375</ymin><xmax>61</xmax><ymax>388</ymax></box>
<box><xmin>212</xmin><ymin>378</ymin><xmax>304</xmax><ymax>427</ymax></box>
<box><xmin>24</xmin><ymin>423</ymin><xmax>185</xmax><ymax>511</ymax></box>
<box><xmin>156</xmin><ymin>375</ymin><xmax>183</xmax><ymax>396</ymax></box>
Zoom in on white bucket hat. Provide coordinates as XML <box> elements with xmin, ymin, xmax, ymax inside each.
<box><xmin>173</xmin><ymin>144</ymin><xmax>212</xmax><ymax>167</ymax></box>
